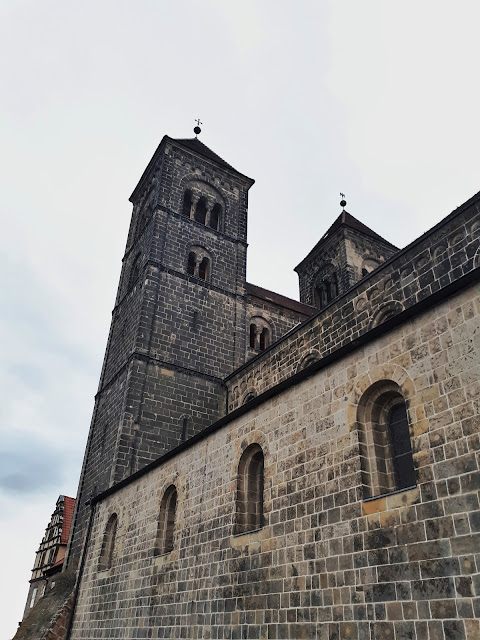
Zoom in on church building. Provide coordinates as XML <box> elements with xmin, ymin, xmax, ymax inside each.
<box><xmin>16</xmin><ymin>131</ymin><xmax>480</xmax><ymax>640</ymax></box>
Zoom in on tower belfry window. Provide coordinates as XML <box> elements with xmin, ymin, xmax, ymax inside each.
<box><xmin>198</xmin><ymin>257</ymin><xmax>209</xmax><ymax>281</ymax></box>
<box><xmin>208</xmin><ymin>203</ymin><xmax>221</xmax><ymax>231</ymax></box>
<box><xmin>182</xmin><ymin>190</ymin><xmax>193</xmax><ymax>217</ymax></box>
<box><xmin>187</xmin><ymin>252</ymin><xmax>196</xmax><ymax>276</ymax></box>
<box><xmin>259</xmin><ymin>327</ymin><xmax>269</xmax><ymax>350</ymax></box>
<box><xmin>248</xmin><ymin>317</ymin><xmax>272</xmax><ymax>351</ymax></box>
<box><xmin>249</xmin><ymin>324</ymin><xmax>257</xmax><ymax>349</ymax></box>
<box><xmin>194</xmin><ymin>198</ymin><xmax>207</xmax><ymax>225</ymax></box>
<box><xmin>313</xmin><ymin>272</ymin><xmax>338</xmax><ymax>310</ymax></box>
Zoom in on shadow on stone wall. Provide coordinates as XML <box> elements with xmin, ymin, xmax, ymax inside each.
<box><xmin>13</xmin><ymin>571</ymin><xmax>75</xmax><ymax>640</ymax></box>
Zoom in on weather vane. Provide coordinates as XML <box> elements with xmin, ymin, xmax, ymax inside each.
<box><xmin>194</xmin><ymin>119</ymin><xmax>202</xmax><ymax>137</ymax></box>
<box><xmin>340</xmin><ymin>193</ymin><xmax>347</xmax><ymax>210</ymax></box>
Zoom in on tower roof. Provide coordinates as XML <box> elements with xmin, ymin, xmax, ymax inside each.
<box><xmin>172</xmin><ymin>137</ymin><xmax>238</xmax><ymax>173</ymax></box>
<box><xmin>130</xmin><ymin>135</ymin><xmax>254</xmax><ymax>201</ymax></box>
<box><xmin>295</xmin><ymin>210</ymin><xmax>398</xmax><ymax>272</ymax></box>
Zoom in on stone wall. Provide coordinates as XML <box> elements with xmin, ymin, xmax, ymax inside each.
<box><xmin>67</xmin><ymin>138</ymin><xmax>253</xmax><ymax>568</ymax></box>
<box><xmin>296</xmin><ymin>225</ymin><xmax>397</xmax><ymax>307</ymax></box>
<box><xmin>70</xmin><ymin>281</ymin><xmax>480</xmax><ymax>640</ymax></box>
<box><xmin>227</xmin><ymin>195</ymin><xmax>480</xmax><ymax>412</ymax></box>
<box><xmin>245</xmin><ymin>292</ymin><xmax>311</xmax><ymax>363</ymax></box>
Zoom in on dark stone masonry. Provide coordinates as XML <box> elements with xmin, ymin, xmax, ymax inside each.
<box><xmin>18</xmin><ymin>133</ymin><xmax>480</xmax><ymax>640</ymax></box>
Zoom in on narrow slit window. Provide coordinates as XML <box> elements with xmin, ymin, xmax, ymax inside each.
<box><xmin>181</xmin><ymin>416</ymin><xmax>189</xmax><ymax>442</ymax></box>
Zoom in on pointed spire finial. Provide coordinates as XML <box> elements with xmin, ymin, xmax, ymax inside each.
<box><xmin>340</xmin><ymin>193</ymin><xmax>347</xmax><ymax>210</ymax></box>
<box><xmin>194</xmin><ymin>119</ymin><xmax>202</xmax><ymax>138</ymax></box>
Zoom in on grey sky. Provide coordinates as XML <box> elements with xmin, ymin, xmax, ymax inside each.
<box><xmin>1</xmin><ymin>1</ymin><xmax>479</xmax><ymax>635</ymax></box>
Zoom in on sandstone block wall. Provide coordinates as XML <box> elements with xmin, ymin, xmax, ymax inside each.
<box><xmin>70</xmin><ymin>282</ymin><xmax>480</xmax><ymax>640</ymax></box>
<box><xmin>227</xmin><ymin>195</ymin><xmax>480</xmax><ymax>413</ymax></box>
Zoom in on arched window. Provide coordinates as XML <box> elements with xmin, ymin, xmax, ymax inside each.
<box><xmin>370</xmin><ymin>301</ymin><xmax>404</xmax><ymax>328</ymax></box>
<box><xmin>187</xmin><ymin>246</ymin><xmax>212</xmax><ymax>281</ymax></box>
<box><xmin>129</xmin><ymin>254</ymin><xmax>140</xmax><ymax>290</ymax></box>
<box><xmin>194</xmin><ymin>197</ymin><xmax>207</xmax><ymax>225</ymax></box>
<box><xmin>187</xmin><ymin>252</ymin><xmax>196</xmax><ymax>276</ymax></box>
<box><xmin>357</xmin><ymin>381</ymin><xmax>416</xmax><ymax>499</ymax></box>
<box><xmin>235</xmin><ymin>444</ymin><xmax>264</xmax><ymax>534</ymax></box>
<box><xmin>314</xmin><ymin>274</ymin><xmax>338</xmax><ymax>310</ymax></box>
<box><xmin>182</xmin><ymin>190</ymin><xmax>193</xmax><ymax>217</ymax></box>
<box><xmin>198</xmin><ymin>257</ymin><xmax>209</xmax><ymax>281</ymax></box>
<box><xmin>248</xmin><ymin>317</ymin><xmax>272</xmax><ymax>351</ymax></box>
<box><xmin>242</xmin><ymin>391</ymin><xmax>256</xmax><ymax>405</ymax></box>
<box><xmin>154</xmin><ymin>485</ymin><xmax>177</xmax><ymax>555</ymax></box>
<box><xmin>259</xmin><ymin>327</ymin><xmax>269</xmax><ymax>350</ymax></box>
<box><xmin>98</xmin><ymin>513</ymin><xmax>118</xmax><ymax>571</ymax></box>
<box><xmin>208</xmin><ymin>203</ymin><xmax>222</xmax><ymax>231</ymax></box>
<box><xmin>361</xmin><ymin>258</ymin><xmax>380</xmax><ymax>278</ymax></box>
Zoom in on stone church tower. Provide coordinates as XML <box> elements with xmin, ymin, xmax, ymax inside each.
<box><xmin>66</xmin><ymin>135</ymin><xmax>255</xmax><ymax>567</ymax></box>
<box><xmin>295</xmin><ymin>208</ymin><xmax>398</xmax><ymax>309</ymax></box>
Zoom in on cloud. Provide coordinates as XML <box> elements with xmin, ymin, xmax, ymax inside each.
<box><xmin>0</xmin><ymin>435</ymin><xmax>61</xmax><ymax>496</ymax></box>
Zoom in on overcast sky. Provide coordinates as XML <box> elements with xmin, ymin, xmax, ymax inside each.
<box><xmin>1</xmin><ymin>1</ymin><xmax>479</xmax><ymax>636</ymax></box>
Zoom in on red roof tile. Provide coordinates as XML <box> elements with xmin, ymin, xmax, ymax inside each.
<box><xmin>246</xmin><ymin>282</ymin><xmax>315</xmax><ymax>316</ymax></box>
<box><xmin>61</xmin><ymin>496</ymin><xmax>76</xmax><ymax>544</ymax></box>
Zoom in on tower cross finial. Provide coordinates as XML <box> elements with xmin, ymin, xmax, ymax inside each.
<box><xmin>340</xmin><ymin>193</ymin><xmax>347</xmax><ymax>211</ymax></box>
<box><xmin>194</xmin><ymin>119</ymin><xmax>202</xmax><ymax>138</ymax></box>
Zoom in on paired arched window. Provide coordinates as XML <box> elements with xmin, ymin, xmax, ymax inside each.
<box><xmin>313</xmin><ymin>273</ymin><xmax>338</xmax><ymax>309</ymax></box>
<box><xmin>98</xmin><ymin>513</ymin><xmax>118</xmax><ymax>571</ymax></box>
<box><xmin>180</xmin><ymin>183</ymin><xmax>223</xmax><ymax>232</ymax></box>
<box><xmin>186</xmin><ymin>246</ymin><xmax>212</xmax><ymax>282</ymax></box>
<box><xmin>235</xmin><ymin>444</ymin><xmax>264</xmax><ymax>534</ymax></box>
<box><xmin>357</xmin><ymin>381</ymin><xmax>416</xmax><ymax>499</ymax></box>
<box><xmin>154</xmin><ymin>485</ymin><xmax>177</xmax><ymax>555</ymax></box>
<box><xmin>248</xmin><ymin>317</ymin><xmax>271</xmax><ymax>351</ymax></box>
